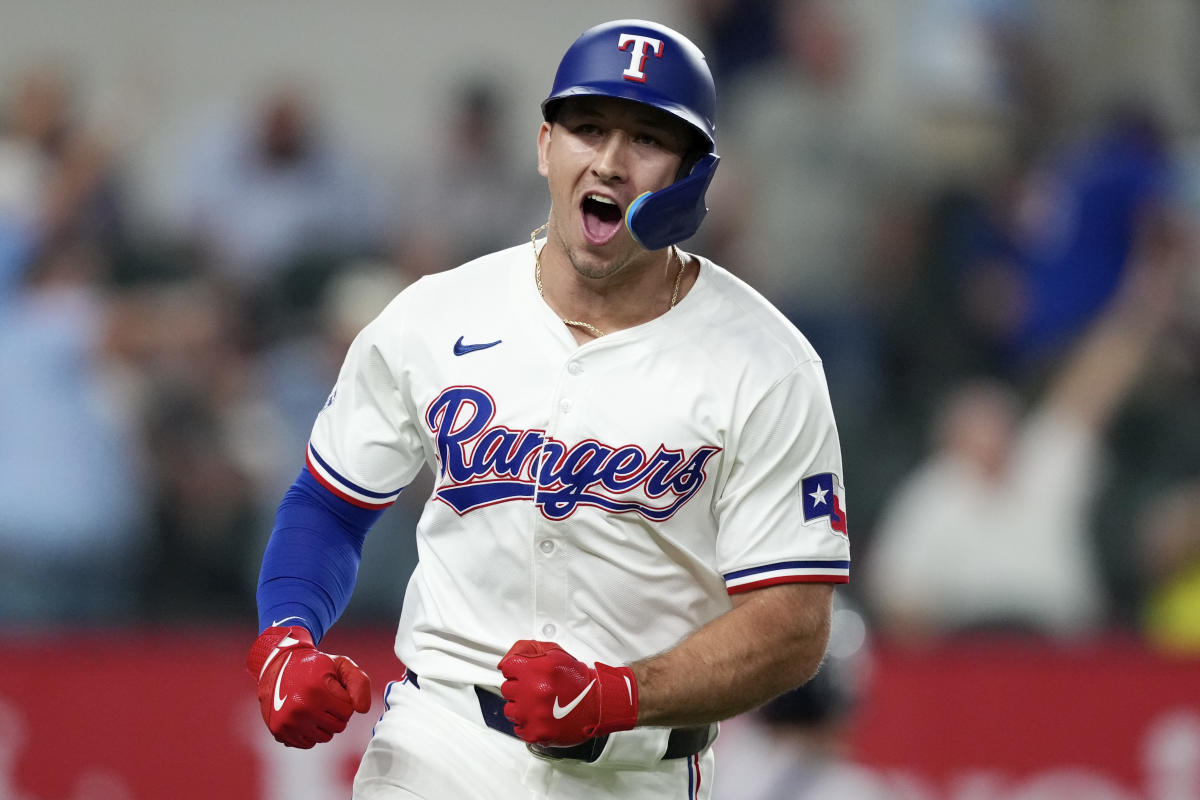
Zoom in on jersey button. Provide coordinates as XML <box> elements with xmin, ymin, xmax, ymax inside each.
<box><xmin>539</xmin><ymin>539</ymin><xmax>555</xmax><ymax>554</ymax></box>
<box><xmin>559</xmin><ymin>398</ymin><xmax>573</xmax><ymax>413</ymax></box>
<box><xmin>567</xmin><ymin>361</ymin><xmax>582</xmax><ymax>375</ymax></box>
<box><xmin>541</xmin><ymin>623</ymin><xmax>557</xmax><ymax>638</ymax></box>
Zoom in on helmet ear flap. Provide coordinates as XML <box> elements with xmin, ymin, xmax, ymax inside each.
<box><xmin>625</xmin><ymin>153</ymin><xmax>720</xmax><ymax>251</ymax></box>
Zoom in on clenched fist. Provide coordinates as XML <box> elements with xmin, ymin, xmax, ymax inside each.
<box><xmin>247</xmin><ymin>626</ymin><xmax>372</xmax><ymax>748</ymax></box>
<box><xmin>498</xmin><ymin>640</ymin><xmax>638</xmax><ymax>747</ymax></box>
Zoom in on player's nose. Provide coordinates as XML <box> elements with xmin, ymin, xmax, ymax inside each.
<box><xmin>590</xmin><ymin>133</ymin><xmax>630</xmax><ymax>183</ymax></box>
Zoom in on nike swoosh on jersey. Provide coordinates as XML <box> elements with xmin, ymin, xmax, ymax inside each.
<box><xmin>273</xmin><ymin>652</ymin><xmax>294</xmax><ymax>711</ymax></box>
<box><xmin>551</xmin><ymin>678</ymin><xmax>596</xmax><ymax>720</ymax></box>
<box><xmin>453</xmin><ymin>336</ymin><xmax>502</xmax><ymax>356</ymax></box>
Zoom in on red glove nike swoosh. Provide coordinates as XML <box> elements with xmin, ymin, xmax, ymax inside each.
<box><xmin>498</xmin><ymin>639</ymin><xmax>637</xmax><ymax>747</ymax></box>
<box><xmin>248</xmin><ymin>626</ymin><xmax>373</xmax><ymax>749</ymax></box>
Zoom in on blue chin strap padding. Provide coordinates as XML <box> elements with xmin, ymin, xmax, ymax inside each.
<box><xmin>625</xmin><ymin>153</ymin><xmax>720</xmax><ymax>251</ymax></box>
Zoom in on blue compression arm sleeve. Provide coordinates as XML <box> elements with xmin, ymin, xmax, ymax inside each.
<box><xmin>256</xmin><ymin>467</ymin><xmax>386</xmax><ymax>642</ymax></box>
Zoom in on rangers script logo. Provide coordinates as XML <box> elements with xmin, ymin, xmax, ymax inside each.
<box><xmin>426</xmin><ymin>386</ymin><xmax>720</xmax><ymax>520</ymax></box>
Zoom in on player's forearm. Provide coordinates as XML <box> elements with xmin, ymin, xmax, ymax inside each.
<box><xmin>1046</xmin><ymin>225</ymin><xmax>1183</xmax><ymax>431</ymax></box>
<box><xmin>256</xmin><ymin>468</ymin><xmax>380</xmax><ymax>640</ymax></box>
<box><xmin>630</xmin><ymin>582</ymin><xmax>833</xmax><ymax>727</ymax></box>
<box><xmin>1045</xmin><ymin>311</ymin><xmax>1159</xmax><ymax>432</ymax></box>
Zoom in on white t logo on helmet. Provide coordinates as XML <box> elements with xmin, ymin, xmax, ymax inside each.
<box><xmin>618</xmin><ymin>33</ymin><xmax>664</xmax><ymax>82</ymax></box>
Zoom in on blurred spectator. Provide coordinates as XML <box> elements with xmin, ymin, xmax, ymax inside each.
<box><xmin>863</xmin><ymin>220</ymin><xmax>1188</xmax><ymax>641</ymax></box>
<box><xmin>1124</xmin><ymin>127</ymin><xmax>1200</xmax><ymax>643</ymax></box>
<box><xmin>1136</xmin><ymin>477</ymin><xmax>1200</xmax><ymax>653</ymax></box>
<box><xmin>1163</xmin><ymin>127</ymin><xmax>1200</xmax><ymax>379</ymax></box>
<box><xmin>387</xmin><ymin>77</ymin><xmax>547</xmax><ymax>277</ymax></box>
<box><xmin>108</xmin><ymin>278</ymin><xmax>263</xmax><ymax>621</ymax></box>
<box><xmin>682</xmin><ymin>0</ymin><xmax>783</xmax><ymax>87</ymax></box>
<box><xmin>871</xmin><ymin>25</ymin><xmax>1181</xmax><ymax>558</ymax></box>
<box><xmin>713</xmin><ymin>0</ymin><xmax>907</xmax><ymax>430</ymax></box>
<box><xmin>712</xmin><ymin>593</ymin><xmax>886</xmax><ymax>799</ymax></box>
<box><xmin>256</xmin><ymin>261</ymin><xmax>409</xmax><ymax>466</ymax></box>
<box><xmin>872</xmin><ymin>0</ymin><xmax>1047</xmax><ymax>432</ymax></box>
<box><xmin>0</xmin><ymin>241</ymin><xmax>147</xmax><ymax>625</ymax></box>
<box><xmin>901</xmin><ymin>0</ymin><xmax>1049</xmax><ymax>163</ymax></box>
<box><xmin>0</xmin><ymin>64</ymin><xmax>131</xmax><ymax>294</ymax></box>
<box><xmin>176</xmin><ymin>83</ymin><xmax>384</xmax><ymax>332</ymax></box>
<box><xmin>971</xmin><ymin>104</ymin><xmax>1176</xmax><ymax>370</ymax></box>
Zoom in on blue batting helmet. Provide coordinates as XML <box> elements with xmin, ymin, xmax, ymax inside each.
<box><xmin>543</xmin><ymin>19</ymin><xmax>720</xmax><ymax>251</ymax></box>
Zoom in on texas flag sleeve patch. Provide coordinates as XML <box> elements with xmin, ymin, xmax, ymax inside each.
<box><xmin>801</xmin><ymin>472</ymin><xmax>847</xmax><ymax>536</ymax></box>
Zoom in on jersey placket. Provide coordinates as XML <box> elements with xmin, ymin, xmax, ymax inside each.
<box><xmin>529</xmin><ymin>353</ymin><xmax>589</xmax><ymax>644</ymax></box>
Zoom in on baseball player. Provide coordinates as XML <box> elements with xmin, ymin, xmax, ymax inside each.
<box><xmin>246</xmin><ymin>18</ymin><xmax>850</xmax><ymax>800</ymax></box>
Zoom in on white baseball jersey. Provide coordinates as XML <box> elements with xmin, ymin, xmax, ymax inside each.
<box><xmin>306</xmin><ymin>239</ymin><xmax>850</xmax><ymax>687</ymax></box>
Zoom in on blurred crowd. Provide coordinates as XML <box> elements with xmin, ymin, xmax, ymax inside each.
<box><xmin>1</xmin><ymin>0</ymin><xmax>1198</xmax><ymax>669</ymax></box>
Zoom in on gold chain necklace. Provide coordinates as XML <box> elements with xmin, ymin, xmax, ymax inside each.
<box><xmin>531</xmin><ymin>223</ymin><xmax>684</xmax><ymax>339</ymax></box>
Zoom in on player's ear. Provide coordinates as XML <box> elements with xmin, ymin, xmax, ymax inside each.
<box><xmin>537</xmin><ymin>122</ymin><xmax>552</xmax><ymax>177</ymax></box>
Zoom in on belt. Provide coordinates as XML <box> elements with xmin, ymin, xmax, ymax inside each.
<box><xmin>473</xmin><ymin>686</ymin><xmax>713</xmax><ymax>762</ymax></box>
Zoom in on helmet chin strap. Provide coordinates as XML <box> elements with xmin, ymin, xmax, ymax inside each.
<box><xmin>625</xmin><ymin>153</ymin><xmax>720</xmax><ymax>251</ymax></box>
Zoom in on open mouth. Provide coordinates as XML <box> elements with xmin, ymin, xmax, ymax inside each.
<box><xmin>580</xmin><ymin>193</ymin><xmax>623</xmax><ymax>245</ymax></box>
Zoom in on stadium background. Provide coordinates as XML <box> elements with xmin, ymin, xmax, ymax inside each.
<box><xmin>1</xmin><ymin>1</ymin><xmax>1198</xmax><ymax>798</ymax></box>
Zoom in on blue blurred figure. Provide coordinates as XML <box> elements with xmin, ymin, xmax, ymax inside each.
<box><xmin>974</xmin><ymin>104</ymin><xmax>1174</xmax><ymax>368</ymax></box>
<box><xmin>0</xmin><ymin>242</ymin><xmax>147</xmax><ymax>624</ymax></box>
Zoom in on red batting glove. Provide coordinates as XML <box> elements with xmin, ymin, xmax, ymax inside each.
<box><xmin>498</xmin><ymin>640</ymin><xmax>638</xmax><ymax>747</ymax></box>
<box><xmin>246</xmin><ymin>626</ymin><xmax>372</xmax><ymax>749</ymax></box>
